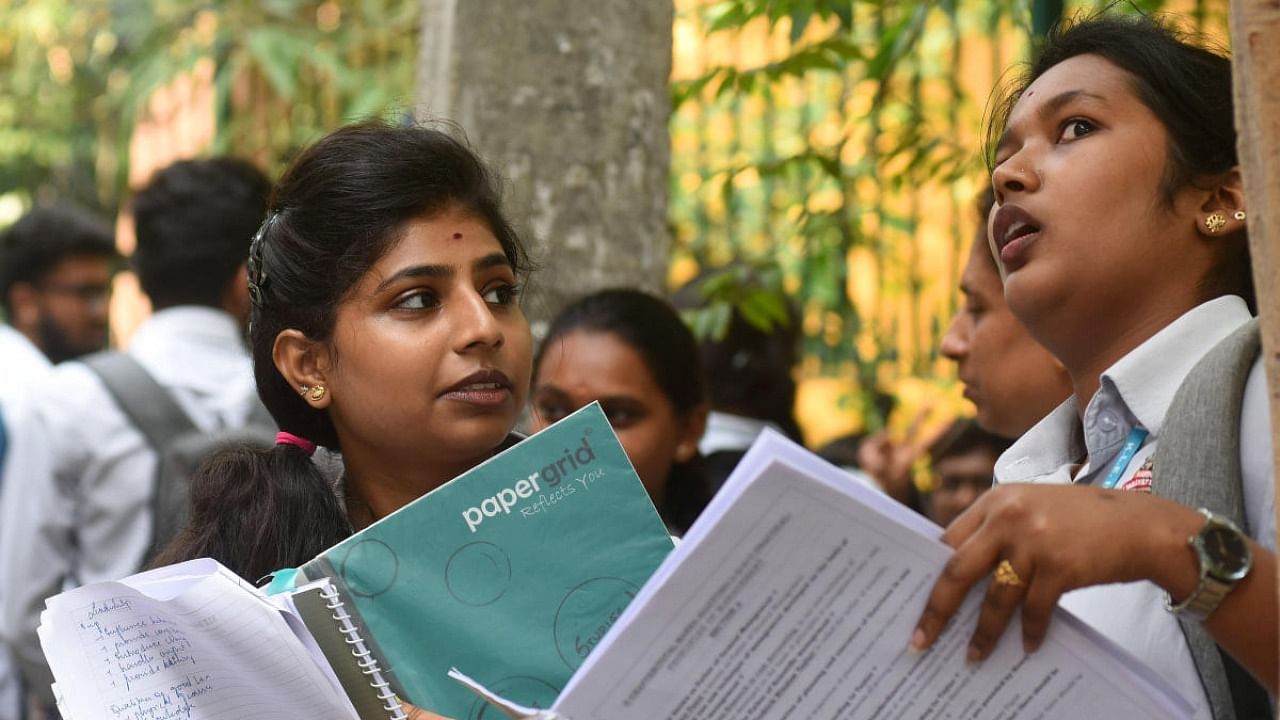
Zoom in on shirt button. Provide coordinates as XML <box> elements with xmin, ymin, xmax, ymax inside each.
<box><xmin>1097</xmin><ymin>411</ymin><xmax>1118</xmax><ymax>433</ymax></box>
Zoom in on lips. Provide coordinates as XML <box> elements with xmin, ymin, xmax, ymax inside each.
<box><xmin>441</xmin><ymin>368</ymin><xmax>514</xmax><ymax>404</ymax></box>
<box><xmin>990</xmin><ymin>204</ymin><xmax>1042</xmax><ymax>268</ymax></box>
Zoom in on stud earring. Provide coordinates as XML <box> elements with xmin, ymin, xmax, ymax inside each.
<box><xmin>298</xmin><ymin>385</ymin><xmax>310</xmax><ymax>397</ymax></box>
<box><xmin>1205</xmin><ymin>211</ymin><xmax>1227</xmax><ymax>234</ymax></box>
<box><xmin>309</xmin><ymin>385</ymin><xmax>327</xmax><ymax>402</ymax></box>
<box><xmin>1233</xmin><ymin>210</ymin><xmax>1247</xmax><ymax>222</ymax></box>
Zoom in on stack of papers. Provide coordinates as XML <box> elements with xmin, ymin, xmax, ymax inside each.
<box><xmin>476</xmin><ymin>430</ymin><xmax>1195</xmax><ymax>719</ymax></box>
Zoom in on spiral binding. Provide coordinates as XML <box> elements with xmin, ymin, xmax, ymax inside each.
<box><xmin>320</xmin><ymin>583</ymin><xmax>409</xmax><ymax>720</ymax></box>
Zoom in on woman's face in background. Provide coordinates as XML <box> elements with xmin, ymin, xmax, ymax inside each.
<box><xmin>531</xmin><ymin>329</ymin><xmax>704</xmax><ymax>509</ymax></box>
<box><xmin>941</xmin><ymin>234</ymin><xmax>1071</xmax><ymax>439</ymax></box>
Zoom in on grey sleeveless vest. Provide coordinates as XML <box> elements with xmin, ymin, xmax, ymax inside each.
<box><xmin>1151</xmin><ymin>318</ymin><xmax>1270</xmax><ymax>720</ymax></box>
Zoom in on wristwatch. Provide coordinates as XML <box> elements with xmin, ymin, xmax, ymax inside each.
<box><xmin>1165</xmin><ymin>508</ymin><xmax>1253</xmax><ymax>622</ymax></box>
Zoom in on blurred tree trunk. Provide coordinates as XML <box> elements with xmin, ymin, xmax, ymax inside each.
<box><xmin>1226</xmin><ymin>0</ymin><xmax>1280</xmax><ymax>699</ymax></box>
<box><xmin>416</xmin><ymin>0</ymin><xmax>674</xmax><ymax>335</ymax></box>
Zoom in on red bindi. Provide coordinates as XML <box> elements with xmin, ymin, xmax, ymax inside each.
<box><xmin>451</xmin><ymin>232</ymin><xmax>463</xmax><ymax>240</ymax></box>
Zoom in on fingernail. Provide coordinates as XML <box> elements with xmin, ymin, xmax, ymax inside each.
<box><xmin>909</xmin><ymin>628</ymin><xmax>927</xmax><ymax>654</ymax></box>
<box><xmin>966</xmin><ymin>644</ymin><xmax>983</xmax><ymax>664</ymax></box>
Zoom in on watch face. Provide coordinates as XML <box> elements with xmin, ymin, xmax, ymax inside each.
<box><xmin>1202</xmin><ymin>522</ymin><xmax>1252</xmax><ymax>580</ymax></box>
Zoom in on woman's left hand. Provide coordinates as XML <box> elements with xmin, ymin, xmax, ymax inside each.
<box><xmin>402</xmin><ymin>702</ymin><xmax>454</xmax><ymax>720</ymax></box>
<box><xmin>909</xmin><ymin>483</ymin><xmax>1202</xmax><ymax>661</ymax></box>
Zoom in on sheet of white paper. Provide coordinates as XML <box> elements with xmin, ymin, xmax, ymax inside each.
<box><xmin>550</xmin><ymin>431</ymin><xmax>1194</xmax><ymax>720</ymax></box>
<box><xmin>38</xmin><ymin>559</ymin><xmax>358</xmax><ymax>720</ymax></box>
<box><xmin>447</xmin><ymin>667</ymin><xmax>567</xmax><ymax>719</ymax></box>
<box><xmin>269</xmin><ymin>580</ymin><xmax>362</xmax><ymax>715</ymax></box>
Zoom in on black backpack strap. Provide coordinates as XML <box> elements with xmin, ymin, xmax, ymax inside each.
<box><xmin>80</xmin><ymin>351</ymin><xmax>198</xmax><ymax>451</ymax></box>
<box><xmin>1152</xmin><ymin>319</ymin><xmax>1269</xmax><ymax>720</ymax></box>
<box><xmin>0</xmin><ymin>399</ymin><xmax>7</xmax><ymax>468</ymax></box>
<box><xmin>0</xmin><ymin>401</ymin><xmax>8</xmax><ymax>476</ymax></box>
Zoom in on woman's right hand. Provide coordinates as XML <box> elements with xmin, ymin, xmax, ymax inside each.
<box><xmin>910</xmin><ymin>483</ymin><xmax>1202</xmax><ymax>661</ymax></box>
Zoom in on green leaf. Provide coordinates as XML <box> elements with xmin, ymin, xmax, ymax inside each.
<box><xmin>790</xmin><ymin>8</ymin><xmax>812</xmax><ymax>42</ymax></box>
<box><xmin>246</xmin><ymin>27</ymin><xmax>300</xmax><ymax>98</ymax></box>
<box><xmin>866</xmin><ymin>3</ymin><xmax>929</xmax><ymax>80</ymax></box>
<box><xmin>706</xmin><ymin>2</ymin><xmax>750</xmax><ymax>33</ymax></box>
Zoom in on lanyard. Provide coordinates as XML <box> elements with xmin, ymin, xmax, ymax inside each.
<box><xmin>1099</xmin><ymin>426</ymin><xmax>1149</xmax><ymax>489</ymax></box>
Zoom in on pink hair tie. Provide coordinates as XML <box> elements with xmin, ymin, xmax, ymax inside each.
<box><xmin>275</xmin><ymin>431</ymin><xmax>317</xmax><ymax>456</ymax></box>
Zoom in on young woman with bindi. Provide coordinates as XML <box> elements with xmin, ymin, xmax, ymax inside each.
<box><xmin>910</xmin><ymin>15</ymin><xmax>1276</xmax><ymax>714</ymax></box>
<box><xmin>152</xmin><ymin>124</ymin><xmax>532</xmax><ymax>719</ymax></box>
<box><xmin>529</xmin><ymin>288</ymin><xmax>711</xmax><ymax>534</ymax></box>
<box><xmin>156</xmin><ymin>120</ymin><xmax>534</xmax><ymax>719</ymax></box>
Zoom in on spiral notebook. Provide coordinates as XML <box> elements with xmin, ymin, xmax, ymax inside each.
<box><xmin>36</xmin><ymin>558</ymin><xmax>404</xmax><ymax>720</ymax></box>
<box><xmin>290</xmin><ymin>579</ymin><xmax>408</xmax><ymax>720</ymax></box>
<box><xmin>295</xmin><ymin>402</ymin><xmax>675</xmax><ymax>718</ymax></box>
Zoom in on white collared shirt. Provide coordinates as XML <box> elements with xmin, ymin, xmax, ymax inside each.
<box><xmin>994</xmin><ymin>296</ymin><xmax>1273</xmax><ymax>719</ymax></box>
<box><xmin>0</xmin><ymin>325</ymin><xmax>50</xmax><ymax>409</ymax></box>
<box><xmin>0</xmin><ymin>325</ymin><xmax>49</xmax><ymax>720</ymax></box>
<box><xmin>0</xmin><ymin>306</ymin><xmax>258</xmax><ymax>699</ymax></box>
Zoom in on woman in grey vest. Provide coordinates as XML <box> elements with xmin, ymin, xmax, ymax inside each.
<box><xmin>910</xmin><ymin>14</ymin><xmax>1274</xmax><ymax>719</ymax></box>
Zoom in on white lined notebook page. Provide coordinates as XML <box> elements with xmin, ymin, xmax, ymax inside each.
<box><xmin>39</xmin><ymin>559</ymin><xmax>357</xmax><ymax>720</ymax></box>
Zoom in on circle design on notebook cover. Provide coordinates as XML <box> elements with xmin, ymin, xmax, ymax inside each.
<box><xmin>445</xmin><ymin>541</ymin><xmax>512</xmax><ymax>606</ymax></box>
<box><xmin>552</xmin><ymin>576</ymin><xmax>639</xmax><ymax>670</ymax></box>
<box><xmin>339</xmin><ymin>538</ymin><xmax>399</xmax><ymax>598</ymax></box>
<box><xmin>467</xmin><ymin>675</ymin><xmax>560</xmax><ymax>720</ymax></box>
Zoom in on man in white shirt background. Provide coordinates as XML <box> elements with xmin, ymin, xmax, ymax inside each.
<box><xmin>0</xmin><ymin>159</ymin><xmax>268</xmax><ymax>716</ymax></box>
<box><xmin>0</xmin><ymin>205</ymin><xmax>116</xmax><ymax>720</ymax></box>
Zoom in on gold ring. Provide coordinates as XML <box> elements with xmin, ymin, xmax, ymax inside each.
<box><xmin>993</xmin><ymin>559</ymin><xmax>1024</xmax><ymax>588</ymax></box>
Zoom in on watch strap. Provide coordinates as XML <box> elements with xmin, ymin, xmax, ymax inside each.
<box><xmin>1165</xmin><ymin>575</ymin><xmax>1233</xmax><ymax>622</ymax></box>
<box><xmin>1165</xmin><ymin>509</ymin><xmax>1251</xmax><ymax>622</ymax></box>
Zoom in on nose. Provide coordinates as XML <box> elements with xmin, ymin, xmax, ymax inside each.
<box><xmin>940</xmin><ymin>310</ymin><xmax>970</xmax><ymax>362</ymax></box>
<box><xmin>453</xmin><ymin>289</ymin><xmax>504</xmax><ymax>352</ymax></box>
<box><xmin>954</xmin><ymin>484</ymin><xmax>981</xmax><ymax>510</ymax></box>
<box><xmin>990</xmin><ymin>151</ymin><xmax>1040</xmax><ymax>203</ymax></box>
<box><xmin>87</xmin><ymin>297</ymin><xmax>110</xmax><ymax>323</ymax></box>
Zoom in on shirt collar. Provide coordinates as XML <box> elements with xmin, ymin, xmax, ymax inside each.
<box><xmin>1100</xmin><ymin>295</ymin><xmax>1251</xmax><ymax>437</ymax></box>
<box><xmin>698</xmin><ymin>412</ymin><xmax>778</xmax><ymax>455</ymax></box>
<box><xmin>128</xmin><ymin>306</ymin><xmax>246</xmax><ymax>353</ymax></box>
<box><xmin>994</xmin><ymin>398</ymin><xmax>1082</xmax><ymax>484</ymax></box>
<box><xmin>996</xmin><ymin>296</ymin><xmax>1253</xmax><ymax>485</ymax></box>
<box><xmin>0</xmin><ymin>324</ymin><xmax>50</xmax><ymax>370</ymax></box>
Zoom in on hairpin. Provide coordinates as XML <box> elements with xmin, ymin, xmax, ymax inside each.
<box><xmin>247</xmin><ymin>210</ymin><xmax>281</xmax><ymax>308</ymax></box>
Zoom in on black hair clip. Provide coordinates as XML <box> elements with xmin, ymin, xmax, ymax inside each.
<box><xmin>247</xmin><ymin>211</ymin><xmax>280</xmax><ymax>309</ymax></box>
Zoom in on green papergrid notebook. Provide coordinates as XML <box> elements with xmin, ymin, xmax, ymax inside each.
<box><xmin>297</xmin><ymin>403</ymin><xmax>675</xmax><ymax>719</ymax></box>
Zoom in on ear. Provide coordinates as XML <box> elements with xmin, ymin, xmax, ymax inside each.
<box><xmin>221</xmin><ymin>263</ymin><xmax>252</xmax><ymax>326</ymax></box>
<box><xmin>1194</xmin><ymin>167</ymin><xmax>1247</xmax><ymax>238</ymax></box>
<box><xmin>8</xmin><ymin>282</ymin><xmax>40</xmax><ymax>332</ymax></box>
<box><xmin>674</xmin><ymin>403</ymin><xmax>709</xmax><ymax>464</ymax></box>
<box><xmin>272</xmin><ymin>329</ymin><xmax>333</xmax><ymax>409</ymax></box>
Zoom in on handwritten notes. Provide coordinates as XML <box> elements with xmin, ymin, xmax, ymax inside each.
<box><xmin>38</xmin><ymin>559</ymin><xmax>356</xmax><ymax>720</ymax></box>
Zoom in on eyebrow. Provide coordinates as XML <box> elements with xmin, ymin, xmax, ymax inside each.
<box><xmin>373</xmin><ymin>252</ymin><xmax>513</xmax><ymax>294</ymax></box>
<box><xmin>995</xmin><ymin>89</ymin><xmax>1110</xmax><ymax>154</ymax></box>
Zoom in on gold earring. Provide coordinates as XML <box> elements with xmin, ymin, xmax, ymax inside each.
<box><xmin>1233</xmin><ymin>210</ymin><xmax>1246</xmax><ymax>221</ymax></box>
<box><xmin>1205</xmin><ymin>212</ymin><xmax>1227</xmax><ymax>234</ymax></box>
<box><xmin>309</xmin><ymin>385</ymin><xmax>327</xmax><ymax>402</ymax></box>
